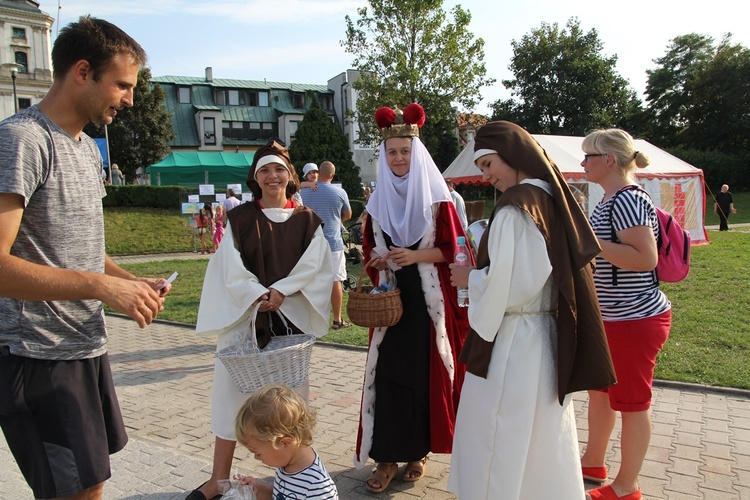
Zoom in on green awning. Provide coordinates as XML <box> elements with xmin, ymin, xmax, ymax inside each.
<box><xmin>147</xmin><ymin>152</ymin><xmax>254</xmax><ymax>187</ymax></box>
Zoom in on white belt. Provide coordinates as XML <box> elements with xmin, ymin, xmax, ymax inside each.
<box><xmin>504</xmin><ymin>311</ymin><xmax>555</xmax><ymax>316</ymax></box>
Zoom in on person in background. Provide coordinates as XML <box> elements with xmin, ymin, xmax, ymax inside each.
<box><xmin>223</xmin><ymin>188</ymin><xmax>240</xmax><ymax>214</ymax></box>
<box><xmin>0</xmin><ymin>16</ymin><xmax>170</xmax><ymax>500</ymax></box>
<box><xmin>300</xmin><ymin>161</ymin><xmax>352</xmax><ymax>329</ymax></box>
<box><xmin>203</xmin><ymin>202</ymin><xmax>216</xmax><ymax>252</ymax></box>
<box><xmin>714</xmin><ymin>184</ymin><xmax>737</xmax><ymax>231</ymax></box>
<box><xmin>187</xmin><ymin>139</ymin><xmax>333</xmax><ymax>500</ymax></box>
<box><xmin>446</xmin><ymin>121</ymin><xmax>615</xmax><ymax>500</ymax></box>
<box><xmin>302</xmin><ymin>162</ymin><xmax>319</xmax><ymax>187</ymax></box>
<box><xmin>355</xmin><ymin>103</ymin><xmax>470</xmax><ymax>493</ymax></box>
<box><xmin>234</xmin><ymin>384</ymin><xmax>338</xmax><ymax>500</ymax></box>
<box><xmin>213</xmin><ymin>205</ymin><xmax>225</xmax><ymax>248</ymax></box>
<box><xmin>579</xmin><ymin>129</ymin><xmax>672</xmax><ymax>500</ymax></box>
<box><xmin>111</xmin><ymin>163</ymin><xmax>124</xmax><ymax>185</ymax></box>
<box><xmin>194</xmin><ymin>207</ymin><xmax>210</xmax><ymax>255</ymax></box>
<box><xmin>446</xmin><ymin>179</ymin><xmax>468</xmax><ymax>230</ymax></box>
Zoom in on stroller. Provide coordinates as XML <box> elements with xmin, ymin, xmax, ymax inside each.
<box><xmin>341</xmin><ymin>222</ymin><xmax>364</xmax><ymax>291</ymax></box>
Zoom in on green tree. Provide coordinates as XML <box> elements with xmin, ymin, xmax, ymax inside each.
<box><xmin>644</xmin><ymin>33</ymin><xmax>714</xmax><ymax>147</ymax></box>
<box><xmin>342</xmin><ymin>0</ymin><xmax>494</xmax><ymax>158</ymax></box>
<box><xmin>84</xmin><ymin>67</ymin><xmax>173</xmax><ymax>181</ymax></box>
<box><xmin>288</xmin><ymin>94</ymin><xmax>361</xmax><ymax>198</ymax></box>
<box><xmin>684</xmin><ymin>38</ymin><xmax>750</xmax><ymax>153</ymax></box>
<box><xmin>421</xmin><ymin>96</ymin><xmax>459</xmax><ymax>170</ymax></box>
<box><xmin>493</xmin><ymin>18</ymin><xmax>634</xmax><ymax>135</ymax></box>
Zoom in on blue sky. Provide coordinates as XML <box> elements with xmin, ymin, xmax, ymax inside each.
<box><xmin>41</xmin><ymin>0</ymin><xmax>749</xmax><ymax>115</ymax></box>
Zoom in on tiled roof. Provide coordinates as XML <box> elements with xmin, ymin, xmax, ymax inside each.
<box><xmin>222</xmin><ymin>106</ymin><xmax>277</xmax><ymax>123</ymax></box>
<box><xmin>0</xmin><ymin>1</ymin><xmax>43</xmax><ymax>14</ymax></box>
<box><xmin>153</xmin><ymin>75</ymin><xmax>330</xmax><ymax>93</ymax></box>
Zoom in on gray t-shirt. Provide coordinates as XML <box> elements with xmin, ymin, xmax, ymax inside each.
<box><xmin>0</xmin><ymin>106</ymin><xmax>108</xmax><ymax>360</ymax></box>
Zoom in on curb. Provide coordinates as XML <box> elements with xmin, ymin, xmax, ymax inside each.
<box><xmin>653</xmin><ymin>378</ymin><xmax>750</xmax><ymax>399</ymax></box>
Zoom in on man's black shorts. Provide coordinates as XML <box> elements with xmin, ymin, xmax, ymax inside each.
<box><xmin>0</xmin><ymin>348</ymin><xmax>128</xmax><ymax>498</ymax></box>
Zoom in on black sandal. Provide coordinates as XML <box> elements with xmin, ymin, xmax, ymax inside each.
<box><xmin>331</xmin><ymin>320</ymin><xmax>351</xmax><ymax>329</ymax></box>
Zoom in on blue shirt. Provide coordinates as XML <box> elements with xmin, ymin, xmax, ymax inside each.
<box><xmin>300</xmin><ymin>183</ymin><xmax>351</xmax><ymax>252</ymax></box>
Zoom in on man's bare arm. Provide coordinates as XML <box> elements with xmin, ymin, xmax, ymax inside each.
<box><xmin>0</xmin><ymin>193</ymin><xmax>165</xmax><ymax>327</ymax></box>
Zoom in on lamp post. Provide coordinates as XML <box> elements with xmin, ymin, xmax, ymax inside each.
<box><xmin>2</xmin><ymin>62</ymin><xmax>22</xmax><ymax>115</ymax></box>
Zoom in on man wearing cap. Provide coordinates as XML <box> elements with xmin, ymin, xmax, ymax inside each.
<box><xmin>300</xmin><ymin>161</ymin><xmax>352</xmax><ymax>329</ymax></box>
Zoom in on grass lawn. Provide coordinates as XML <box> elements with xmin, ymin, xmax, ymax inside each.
<box><xmin>104</xmin><ymin>207</ymin><xmax>196</xmax><ymax>255</ymax></box>
<box><xmin>116</xmin><ymin>230</ymin><xmax>750</xmax><ymax>390</ymax></box>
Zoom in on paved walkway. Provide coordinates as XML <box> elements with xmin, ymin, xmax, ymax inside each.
<box><xmin>2</xmin><ymin>250</ymin><xmax>750</xmax><ymax>499</ymax></box>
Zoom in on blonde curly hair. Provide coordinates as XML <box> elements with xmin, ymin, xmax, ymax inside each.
<box><xmin>235</xmin><ymin>384</ymin><xmax>317</xmax><ymax>449</ymax></box>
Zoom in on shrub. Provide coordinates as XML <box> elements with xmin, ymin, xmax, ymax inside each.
<box><xmin>103</xmin><ymin>185</ymin><xmax>191</xmax><ymax>209</ymax></box>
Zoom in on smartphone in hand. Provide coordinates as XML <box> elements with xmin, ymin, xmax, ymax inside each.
<box><xmin>157</xmin><ymin>272</ymin><xmax>178</xmax><ymax>290</ymax></box>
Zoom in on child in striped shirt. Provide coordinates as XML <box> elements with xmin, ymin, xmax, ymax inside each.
<box><xmin>234</xmin><ymin>384</ymin><xmax>338</xmax><ymax>500</ymax></box>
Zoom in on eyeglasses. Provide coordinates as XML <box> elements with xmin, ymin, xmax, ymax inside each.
<box><xmin>583</xmin><ymin>153</ymin><xmax>608</xmax><ymax>162</ymax></box>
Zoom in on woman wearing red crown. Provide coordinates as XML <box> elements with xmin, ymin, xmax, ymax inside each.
<box><xmin>354</xmin><ymin>104</ymin><xmax>471</xmax><ymax>493</ymax></box>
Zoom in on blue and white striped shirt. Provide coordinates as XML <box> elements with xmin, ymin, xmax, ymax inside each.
<box><xmin>273</xmin><ymin>450</ymin><xmax>338</xmax><ymax>499</ymax></box>
<box><xmin>589</xmin><ymin>188</ymin><xmax>670</xmax><ymax>321</ymax></box>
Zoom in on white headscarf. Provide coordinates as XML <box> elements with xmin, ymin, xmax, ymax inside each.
<box><xmin>366</xmin><ymin>137</ymin><xmax>452</xmax><ymax>248</ymax></box>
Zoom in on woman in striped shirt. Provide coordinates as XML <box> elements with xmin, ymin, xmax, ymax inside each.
<box><xmin>580</xmin><ymin>129</ymin><xmax>671</xmax><ymax>500</ymax></box>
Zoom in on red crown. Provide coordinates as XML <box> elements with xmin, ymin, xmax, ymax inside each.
<box><xmin>375</xmin><ymin>103</ymin><xmax>425</xmax><ymax>140</ymax></box>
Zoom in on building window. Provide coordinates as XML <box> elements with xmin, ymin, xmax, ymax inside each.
<box><xmin>222</xmin><ymin>121</ymin><xmax>278</xmax><ymax>141</ymax></box>
<box><xmin>203</xmin><ymin>117</ymin><xmax>216</xmax><ymax>145</ymax></box>
<box><xmin>244</xmin><ymin>91</ymin><xmax>269</xmax><ymax>106</ymax></box>
<box><xmin>18</xmin><ymin>98</ymin><xmax>31</xmax><ymax>110</ymax></box>
<box><xmin>178</xmin><ymin>86</ymin><xmax>191</xmax><ymax>103</ymax></box>
<box><xmin>289</xmin><ymin>121</ymin><xmax>299</xmax><ymax>138</ymax></box>
<box><xmin>14</xmin><ymin>52</ymin><xmax>28</xmax><ymax>73</ymax></box>
<box><xmin>320</xmin><ymin>94</ymin><xmax>333</xmax><ymax>110</ymax></box>
<box><xmin>12</xmin><ymin>27</ymin><xmax>26</xmax><ymax>39</ymax></box>
<box><xmin>293</xmin><ymin>93</ymin><xmax>305</xmax><ymax>109</ymax></box>
<box><xmin>215</xmin><ymin>89</ymin><xmax>271</xmax><ymax>107</ymax></box>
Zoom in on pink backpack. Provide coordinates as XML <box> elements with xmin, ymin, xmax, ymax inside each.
<box><xmin>609</xmin><ymin>186</ymin><xmax>691</xmax><ymax>284</ymax></box>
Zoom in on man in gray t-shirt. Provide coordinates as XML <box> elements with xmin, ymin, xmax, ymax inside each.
<box><xmin>0</xmin><ymin>16</ymin><xmax>170</xmax><ymax>499</ymax></box>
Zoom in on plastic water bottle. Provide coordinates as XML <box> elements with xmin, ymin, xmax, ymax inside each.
<box><xmin>455</xmin><ymin>236</ymin><xmax>470</xmax><ymax>308</ymax></box>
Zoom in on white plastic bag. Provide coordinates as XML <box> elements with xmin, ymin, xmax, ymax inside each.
<box><xmin>218</xmin><ymin>479</ymin><xmax>256</xmax><ymax>500</ymax></box>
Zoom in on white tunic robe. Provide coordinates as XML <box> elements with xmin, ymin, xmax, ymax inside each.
<box><xmin>448</xmin><ymin>183</ymin><xmax>585</xmax><ymax>500</ymax></box>
<box><xmin>195</xmin><ymin>209</ymin><xmax>333</xmax><ymax>440</ymax></box>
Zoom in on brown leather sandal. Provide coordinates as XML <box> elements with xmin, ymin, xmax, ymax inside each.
<box><xmin>366</xmin><ymin>462</ymin><xmax>398</xmax><ymax>493</ymax></box>
<box><xmin>402</xmin><ymin>456</ymin><xmax>428</xmax><ymax>482</ymax></box>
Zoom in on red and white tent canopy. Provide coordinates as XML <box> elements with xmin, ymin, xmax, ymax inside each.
<box><xmin>443</xmin><ymin>135</ymin><xmax>708</xmax><ymax>244</ymax></box>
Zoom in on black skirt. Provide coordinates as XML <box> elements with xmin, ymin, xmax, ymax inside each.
<box><xmin>369</xmin><ymin>235</ymin><xmax>431</xmax><ymax>462</ymax></box>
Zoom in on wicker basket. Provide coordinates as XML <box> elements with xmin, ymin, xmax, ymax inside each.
<box><xmin>218</xmin><ymin>304</ymin><xmax>315</xmax><ymax>394</ymax></box>
<box><xmin>346</xmin><ymin>261</ymin><xmax>403</xmax><ymax>328</ymax></box>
